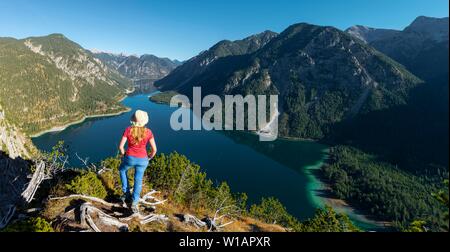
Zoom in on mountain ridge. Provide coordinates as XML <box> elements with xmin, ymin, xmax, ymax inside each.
<box><xmin>345</xmin><ymin>25</ymin><xmax>400</xmax><ymax>43</ymax></box>
<box><xmin>157</xmin><ymin>22</ymin><xmax>422</xmax><ymax>139</ymax></box>
<box><xmin>346</xmin><ymin>16</ymin><xmax>449</xmax><ymax>84</ymax></box>
<box><xmin>155</xmin><ymin>30</ymin><xmax>278</xmax><ymax>91</ymax></box>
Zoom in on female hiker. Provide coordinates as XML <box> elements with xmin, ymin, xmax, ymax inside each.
<box><xmin>118</xmin><ymin>110</ymin><xmax>157</xmax><ymax>213</ymax></box>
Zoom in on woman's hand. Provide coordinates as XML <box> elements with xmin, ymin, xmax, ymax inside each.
<box><xmin>148</xmin><ymin>150</ymin><xmax>156</xmax><ymax>160</ymax></box>
<box><xmin>119</xmin><ymin>136</ymin><xmax>127</xmax><ymax>157</ymax></box>
<box><xmin>148</xmin><ymin>138</ymin><xmax>157</xmax><ymax>160</ymax></box>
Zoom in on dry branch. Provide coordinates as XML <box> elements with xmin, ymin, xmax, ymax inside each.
<box><xmin>49</xmin><ymin>194</ymin><xmax>121</xmax><ymax>208</ymax></box>
<box><xmin>139</xmin><ymin>190</ymin><xmax>167</xmax><ymax>206</ymax></box>
<box><xmin>183</xmin><ymin>214</ymin><xmax>207</xmax><ymax>228</ymax></box>
<box><xmin>79</xmin><ymin>202</ymin><xmax>128</xmax><ymax>232</ymax></box>
<box><xmin>21</xmin><ymin>161</ymin><xmax>46</xmax><ymax>203</ymax></box>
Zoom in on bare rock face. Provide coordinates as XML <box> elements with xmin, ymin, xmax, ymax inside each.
<box><xmin>345</xmin><ymin>25</ymin><xmax>400</xmax><ymax>43</ymax></box>
<box><xmin>347</xmin><ymin>16</ymin><xmax>449</xmax><ymax>84</ymax></box>
<box><xmin>0</xmin><ymin>108</ymin><xmax>35</xmax><ymax>159</ymax></box>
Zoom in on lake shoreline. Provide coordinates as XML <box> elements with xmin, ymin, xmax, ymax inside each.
<box><xmin>307</xmin><ymin>157</ymin><xmax>392</xmax><ymax>230</ymax></box>
<box><xmin>30</xmin><ymin>107</ymin><xmax>132</xmax><ymax>138</ymax></box>
<box><xmin>244</xmin><ymin>127</ymin><xmax>387</xmax><ymax>229</ymax></box>
<box><xmin>30</xmin><ymin>94</ymin><xmax>131</xmax><ymax>138</ymax></box>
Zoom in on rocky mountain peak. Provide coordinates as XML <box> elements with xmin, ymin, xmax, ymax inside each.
<box><xmin>404</xmin><ymin>16</ymin><xmax>449</xmax><ymax>42</ymax></box>
<box><xmin>346</xmin><ymin>16</ymin><xmax>449</xmax><ymax>84</ymax></box>
<box><xmin>345</xmin><ymin>25</ymin><xmax>400</xmax><ymax>43</ymax></box>
<box><xmin>23</xmin><ymin>35</ymin><xmax>118</xmax><ymax>88</ymax></box>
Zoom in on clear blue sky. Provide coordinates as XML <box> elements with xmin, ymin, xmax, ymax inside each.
<box><xmin>1</xmin><ymin>0</ymin><xmax>448</xmax><ymax>60</ymax></box>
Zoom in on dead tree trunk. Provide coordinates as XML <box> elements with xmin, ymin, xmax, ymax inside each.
<box><xmin>0</xmin><ymin>160</ymin><xmax>48</xmax><ymax>229</ymax></box>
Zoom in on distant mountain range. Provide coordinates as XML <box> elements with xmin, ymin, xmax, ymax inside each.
<box><xmin>93</xmin><ymin>51</ymin><xmax>181</xmax><ymax>92</ymax></box>
<box><xmin>346</xmin><ymin>16</ymin><xmax>449</xmax><ymax>85</ymax></box>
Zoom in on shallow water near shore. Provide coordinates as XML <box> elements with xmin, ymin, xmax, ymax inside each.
<box><xmin>32</xmin><ymin>93</ymin><xmax>379</xmax><ymax>229</ymax></box>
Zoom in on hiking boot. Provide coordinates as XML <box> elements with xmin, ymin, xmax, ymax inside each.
<box><xmin>131</xmin><ymin>204</ymin><xmax>139</xmax><ymax>214</ymax></box>
<box><xmin>120</xmin><ymin>193</ymin><xmax>131</xmax><ymax>207</ymax></box>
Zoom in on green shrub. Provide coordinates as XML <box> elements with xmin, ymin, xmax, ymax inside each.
<box><xmin>148</xmin><ymin>153</ymin><xmax>213</xmax><ymax>205</ymax></box>
<box><xmin>249</xmin><ymin>199</ymin><xmax>359</xmax><ymax>232</ymax></box>
<box><xmin>2</xmin><ymin>217</ymin><xmax>54</xmax><ymax>232</ymax></box>
<box><xmin>99</xmin><ymin>156</ymin><xmax>123</xmax><ymax>197</ymax></box>
<box><xmin>249</xmin><ymin>197</ymin><xmax>301</xmax><ymax>231</ymax></box>
<box><xmin>65</xmin><ymin>171</ymin><xmax>107</xmax><ymax>199</ymax></box>
<box><xmin>148</xmin><ymin>152</ymin><xmax>246</xmax><ymax>212</ymax></box>
<box><xmin>298</xmin><ymin>206</ymin><xmax>360</xmax><ymax>232</ymax></box>
<box><xmin>402</xmin><ymin>220</ymin><xmax>427</xmax><ymax>232</ymax></box>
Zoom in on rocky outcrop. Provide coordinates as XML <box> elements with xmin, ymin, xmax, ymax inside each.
<box><xmin>345</xmin><ymin>25</ymin><xmax>400</xmax><ymax>43</ymax></box>
<box><xmin>0</xmin><ymin>108</ymin><xmax>35</xmax><ymax>159</ymax></box>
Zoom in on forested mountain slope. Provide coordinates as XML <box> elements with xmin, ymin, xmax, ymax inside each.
<box><xmin>157</xmin><ymin>23</ymin><xmax>422</xmax><ymax>139</ymax></box>
<box><xmin>0</xmin><ymin>34</ymin><xmax>132</xmax><ymax>135</ymax></box>
<box><xmin>155</xmin><ymin>30</ymin><xmax>278</xmax><ymax>91</ymax></box>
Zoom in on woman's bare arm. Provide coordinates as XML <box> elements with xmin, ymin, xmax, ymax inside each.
<box><xmin>149</xmin><ymin>137</ymin><xmax>157</xmax><ymax>159</ymax></box>
<box><xmin>119</xmin><ymin>136</ymin><xmax>127</xmax><ymax>156</ymax></box>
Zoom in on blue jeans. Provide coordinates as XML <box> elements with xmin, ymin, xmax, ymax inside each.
<box><xmin>119</xmin><ymin>155</ymin><xmax>149</xmax><ymax>205</ymax></box>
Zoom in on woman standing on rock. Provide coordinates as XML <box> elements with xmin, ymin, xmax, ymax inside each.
<box><xmin>118</xmin><ymin>110</ymin><xmax>157</xmax><ymax>213</ymax></box>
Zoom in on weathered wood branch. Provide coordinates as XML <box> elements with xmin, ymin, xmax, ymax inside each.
<box><xmin>1</xmin><ymin>160</ymin><xmax>53</xmax><ymax>229</ymax></box>
<box><xmin>119</xmin><ymin>212</ymin><xmax>168</xmax><ymax>225</ymax></box>
<box><xmin>206</xmin><ymin>198</ymin><xmax>239</xmax><ymax>231</ymax></box>
<box><xmin>21</xmin><ymin>161</ymin><xmax>46</xmax><ymax>203</ymax></box>
<box><xmin>182</xmin><ymin>214</ymin><xmax>207</xmax><ymax>229</ymax></box>
<box><xmin>79</xmin><ymin>202</ymin><xmax>128</xmax><ymax>232</ymax></box>
<box><xmin>139</xmin><ymin>190</ymin><xmax>167</xmax><ymax>206</ymax></box>
<box><xmin>49</xmin><ymin>194</ymin><xmax>121</xmax><ymax>208</ymax></box>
